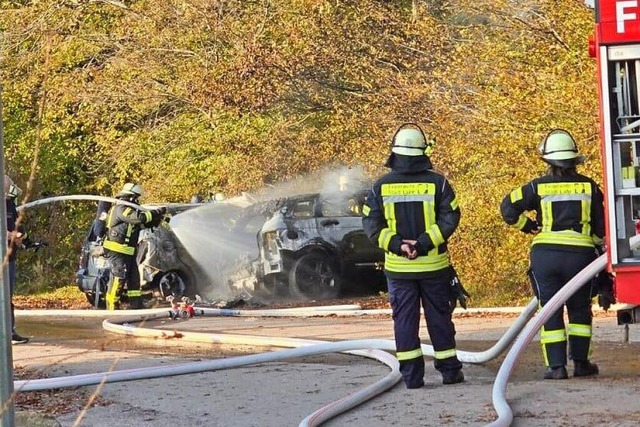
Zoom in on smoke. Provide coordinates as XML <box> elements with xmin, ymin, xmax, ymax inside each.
<box><xmin>253</xmin><ymin>164</ymin><xmax>370</xmax><ymax>200</ymax></box>
<box><xmin>166</xmin><ymin>164</ymin><xmax>373</xmax><ymax>301</ymax></box>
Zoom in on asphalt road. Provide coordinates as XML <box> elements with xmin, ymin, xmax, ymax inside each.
<box><xmin>9</xmin><ymin>306</ymin><xmax>640</xmax><ymax>427</ymax></box>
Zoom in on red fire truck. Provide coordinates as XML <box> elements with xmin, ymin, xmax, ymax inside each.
<box><xmin>591</xmin><ymin>0</ymin><xmax>640</xmax><ymax>318</ymax></box>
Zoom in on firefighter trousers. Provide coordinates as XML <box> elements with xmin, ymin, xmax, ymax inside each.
<box><xmin>529</xmin><ymin>246</ymin><xmax>596</xmax><ymax>368</ymax></box>
<box><xmin>104</xmin><ymin>249</ymin><xmax>142</xmax><ymax>310</ymax></box>
<box><xmin>387</xmin><ymin>270</ymin><xmax>462</xmax><ymax>387</ymax></box>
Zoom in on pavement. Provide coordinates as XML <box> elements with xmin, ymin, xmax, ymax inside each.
<box><xmin>8</xmin><ymin>305</ymin><xmax>640</xmax><ymax>427</ymax></box>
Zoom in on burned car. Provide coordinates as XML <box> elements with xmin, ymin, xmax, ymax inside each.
<box><xmin>76</xmin><ymin>187</ymin><xmax>387</xmax><ymax>306</ymax></box>
<box><xmin>136</xmin><ymin>210</ymin><xmax>202</xmax><ymax>300</ymax></box>
<box><xmin>76</xmin><ymin>195</ymin><xmax>267</xmax><ymax>308</ymax></box>
<box><xmin>76</xmin><ymin>203</ymin><xmax>203</xmax><ymax>308</ymax></box>
<box><xmin>251</xmin><ymin>190</ymin><xmax>386</xmax><ymax>300</ymax></box>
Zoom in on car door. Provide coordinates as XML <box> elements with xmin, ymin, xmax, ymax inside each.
<box><xmin>316</xmin><ymin>191</ymin><xmax>383</xmax><ymax>269</ymax></box>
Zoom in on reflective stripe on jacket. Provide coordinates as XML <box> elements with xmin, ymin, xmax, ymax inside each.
<box><xmin>362</xmin><ymin>164</ymin><xmax>460</xmax><ymax>278</ymax></box>
<box><xmin>104</xmin><ymin>204</ymin><xmax>153</xmax><ymax>255</ymax></box>
<box><xmin>500</xmin><ymin>174</ymin><xmax>605</xmax><ymax>249</ymax></box>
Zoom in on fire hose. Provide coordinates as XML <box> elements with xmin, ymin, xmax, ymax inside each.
<box><xmin>12</xmin><ymin>196</ymin><xmax>631</xmax><ymax>426</ymax></box>
<box><xmin>485</xmin><ymin>233</ymin><xmax>640</xmax><ymax>427</ymax></box>
<box><xmin>15</xmin><ymin>301</ymin><xmax>538</xmax><ymax>426</ymax></box>
<box><xmin>17</xmin><ymin>195</ymin><xmax>143</xmax><ymax>212</ymax></box>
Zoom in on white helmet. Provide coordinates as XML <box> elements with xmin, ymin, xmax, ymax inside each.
<box><xmin>4</xmin><ymin>175</ymin><xmax>13</xmax><ymax>198</ymax></box>
<box><xmin>7</xmin><ymin>183</ymin><xmax>22</xmax><ymax>200</ymax></box>
<box><xmin>391</xmin><ymin>123</ymin><xmax>434</xmax><ymax>156</ymax></box>
<box><xmin>117</xmin><ymin>182</ymin><xmax>144</xmax><ymax>199</ymax></box>
<box><xmin>539</xmin><ymin>129</ymin><xmax>584</xmax><ymax>167</ymax></box>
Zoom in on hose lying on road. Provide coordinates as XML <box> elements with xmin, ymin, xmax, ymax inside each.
<box><xmin>485</xmin><ymin>254</ymin><xmax>605</xmax><ymax>427</ymax></box>
<box><xmin>15</xmin><ymin>302</ymin><xmax>538</xmax><ymax>426</ymax></box>
<box><xmin>486</xmin><ymin>234</ymin><xmax>640</xmax><ymax>427</ymax></box>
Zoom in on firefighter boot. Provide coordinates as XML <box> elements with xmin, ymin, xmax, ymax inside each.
<box><xmin>406</xmin><ymin>379</ymin><xmax>425</xmax><ymax>389</ymax></box>
<box><xmin>573</xmin><ymin>361</ymin><xmax>599</xmax><ymax>378</ymax></box>
<box><xmin>543</xmin><ymin>366</ymin><xmax>568</xmax><ymax>380</ymax></box>
<box><xmin>442</xmin><ymin>370</ymin><xmax>464</xmax><ymax>385</ymax></box>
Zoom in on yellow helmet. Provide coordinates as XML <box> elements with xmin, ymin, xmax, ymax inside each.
<box><xmin>539</xmin><ymin>129</ymin><xmax>584</xmax><ymax>167</ymax></box>
<box><xmin>117</xmin><ymin>182</ymin><xmax>144</xmax><ymax>199</ymax></box>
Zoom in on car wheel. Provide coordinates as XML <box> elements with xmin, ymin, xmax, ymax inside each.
<box><xmin>256</xmin><ymin>274</ymin><xmax>286</xmax><ymax>298</ymax></box>
<box><xmin>85</xmin><ymin>274</ymin><xmax>107</xmax><ymax>309</ymax></box>
<box><xmin>157</xmin><ymin>271</ymin><xmax>188</xmax><ymax>299</ymax></box>
<box><xmin>288</xmin><ymin>252</ymin><xmax>341</xmax><ymax>300</ymax></box>
<box><xmin>84</xmin><ymin>291</ymin><xmax>101</xmax><ymax>308</ymax></box>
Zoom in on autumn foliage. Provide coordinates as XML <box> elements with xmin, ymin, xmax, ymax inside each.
<box><xmin>0</xmin><ymin>0</ymin><xmax>600</xmax><ymax>305</ymax></box>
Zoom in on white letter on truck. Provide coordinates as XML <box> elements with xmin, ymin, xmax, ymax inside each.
<box><xmin>618</xmin><ymin>1</ymin><xmax>639</xmax><ymax>33</ymax></box>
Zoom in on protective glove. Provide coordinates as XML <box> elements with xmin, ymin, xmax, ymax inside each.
<box><xmin>450</xmin><ymin>270</ymin><xmax>471</xmax><ymax>310</ymax></box>
<box><xmin>595</xmin><ymin>271</ymin><xmax>616</xmax><ymax>311</ymax></box>
<box><xmin>147</xmin><ymin>207</ymin><xmax>167</xmax><ymax>228</ymax></box>
<box><xmin>523</xmin><ymin>219</ymin><xmax>541</xmax><ymax>235</ymax></box>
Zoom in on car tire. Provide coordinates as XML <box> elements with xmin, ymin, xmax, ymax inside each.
<box><xmin>84</xmin><ymin>291</ymin><xmax>104</xmax><ymax>309</ymax></box>
<box><xmin>288</xmin><ymin>252</ymin><xmax>341</xmax><ymax>300</ymax></box>
<box><xmin>256</xmin><ymin>274</ymin><xmax>286</xmax><ymax>298</ymax></box>
<box><xmin>156</xmin><ymin>270</ymin><xmax>189</xmax><ymax>300</ymax></box>
<box><xmin>85</xmin><ymin>273</ymin><xmax>107</xmax><ymax>309</ymax></box>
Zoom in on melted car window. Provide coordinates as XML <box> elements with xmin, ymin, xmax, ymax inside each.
<box><xmin>321</xmin><ymin>196</ymin><xmax>362</xmax><ymax>217</ymax></box>
<box><xmin>292</xmin><ymin>200</ymin><xmax>315</xmax><ymax>218</ymax></box>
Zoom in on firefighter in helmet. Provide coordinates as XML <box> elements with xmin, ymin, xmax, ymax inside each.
<box><xmin>500</xmin><ymin>129</ymin><xmax>605</xmax><ymax>380</ymax></box>
<box><xmin>5</xmin><ymin>175</ymin><xmax>29</xmax><ymax>344</ymax></box>
<box><xmin>362</xmin><ymin>123</ymin><xmax>464</xmax><ymax>388</ymax></box>
<box><xmin>103</xmin><ymin>183</ymin><xmax>166</xmax><ymax>310</ymax></box>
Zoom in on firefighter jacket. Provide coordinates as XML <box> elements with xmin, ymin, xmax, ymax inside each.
<box><xmin>89</xmin><ymin>200</ymin><xmax>112</xmax><ymax>242</ymax></box>
<box><xmin>500</xmin><ymin>173</ymin><xmax>605</xmax><ymax>251</ymax></box>
<box><xmin>362</xmin><ymin>155</ymin><xmax>460</xmax><ymax>279</ymax></box>
<box><xmin>103</xmin><ymin>203</ymin><xmax>155</xmax><ymax>256</ymax></box>
<box><xmin>6</xmin><ymin>197</ymin><xmax>27</xmax><ymax>262</ymax></box>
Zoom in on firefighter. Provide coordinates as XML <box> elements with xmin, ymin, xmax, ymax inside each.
<box><xmin>88</xmin><ymin>200</ymin><xmax>112</xmax><ymax>243</ymax></box>
<box><xmin>4</xmin><ymin>175</ymin><xmax>29</xmax><ymax>344</ymax></box>
<box><xmin>103</xmin><ymin>183</ymin><xmax>165</xmax><ymax>310</ymax></box>
<box><xmin>500</xmin><ymin>129</ymin><xmax>604</xmax><ymax>380</ymax></box>
<box><xmin>362</xmin><ymin>123</ymin><xmax>464</xmax><ymax>388</ymax></box>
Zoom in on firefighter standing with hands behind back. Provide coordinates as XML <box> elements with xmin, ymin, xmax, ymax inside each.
<box><xmin>103</xmin><ymin>183</ymin><xmax>165</xmax><ymax>310</ymax></box>
<box><xmin>500</xmin><ymin>129</ymin><xmax>605</xmax><ymax>380</ymax></box>
<box><xmin>362</xmin><ymin>123</ymin><xmax>465</xmax><ymax>389</ymax></box>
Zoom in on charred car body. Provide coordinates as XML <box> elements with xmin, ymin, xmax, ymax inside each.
<box><xmin>77</xmin><ymin>189</ymin><xmax>387</xmax><ymax>307</ymax></box>
<box><xmin>248</xmin><ymin>190</ymin><xmax>386</xmax><ymax>300</ymax></box>
<box><xmin>76</xmin><ymin>203</ymin><xmax>202</xmax><ymax>308</ymax></box>
<box><xmin>76</xmin><ymin>196</ymin><xmax>265</xmax><ymax>308</ymax></box>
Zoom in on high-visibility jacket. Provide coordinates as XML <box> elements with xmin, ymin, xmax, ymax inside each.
<box><xmin>103</xmin><ymin>204</ymin><xmax>154</xmax><ymax>255</ymax></box>
<box><xmin>362</xmin><ymin>156</ymin><xmax>460</xmax><ymax>279</ymax></box>
<box><xmin>500</xmin><ymin>173</ymin><xmax>605</xmax><ymax>250</ymax></box>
